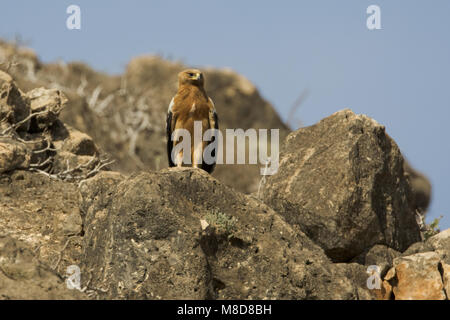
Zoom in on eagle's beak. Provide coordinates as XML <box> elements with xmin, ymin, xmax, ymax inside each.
<box><xmin>196</xmin><ymin>73</ymin><xmax>202</xmax><ymax>80</ymax></box>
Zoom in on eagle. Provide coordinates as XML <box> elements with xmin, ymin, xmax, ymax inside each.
<box><xmin>166</xmin><ymin>69</ymin><xmax>219</xmax><ymax>173</ymax></box>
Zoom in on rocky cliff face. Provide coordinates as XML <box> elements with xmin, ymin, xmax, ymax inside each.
<box><xmin>0</xmin><ymin>41</ymin><xmax>444</xmax><ymax>300</ymax></box>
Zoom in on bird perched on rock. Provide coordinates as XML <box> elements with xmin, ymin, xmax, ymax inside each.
<box><xmin>166</xmin><ymin>69</ymin><xmax>219</xmax><ymax>173</ymax></box>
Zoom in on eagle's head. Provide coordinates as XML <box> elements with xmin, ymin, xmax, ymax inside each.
<box><xmin>178</xmin><ymin>69</ymin><xmax>204</xmax><ymax>87</ymax></box>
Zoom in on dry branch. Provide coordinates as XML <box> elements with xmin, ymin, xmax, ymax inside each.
<box><xmin>1</xmin><ymin>110</ymin><xmax>50</xmax><ymax>135</ymax></box>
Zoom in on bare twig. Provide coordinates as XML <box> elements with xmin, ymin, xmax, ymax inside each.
<box><xmin>52</xmin><ymin>236</ymin><xmax>75</xmax><ymax>270</ymax></box>
<box><xmin>76</xmin><ymin>75</ymin><xmax>88</xmax><ymax>96</ymax></box>
<box><xmin>29</xmin><ymin>156</ymin><xmax>53</xmax><ymax>168</ymax></box>
<box><xmin>87</xmin><ymin>85</ymin><xmax>102</xmax><ymax>109</ymax></box>
<box><xmin>84</xmin><ymin>158</ymin><xmax>115</xmax><ymax>179</ymax></box>
<box><xmin>118</xmin><ymin>76</ymin><xmax>128</xmax><ymax>96</ymax></box>
<box><xmin>30</xmin><ymin>155</ymin><xmax>112</xmax><ymax>183</ymax></box>
<box><xmin>1</xmin><ymin>110</ymin><xmax>50</xmax><ymax>135</ymax></box>
<box><xmin>286</xmin><ymin>88</ymin><xmax>309</xmax><ymax>130</ymax></box>
<box><xmin>95</xmin><ymin>94</ymin><xmax>114</xmax><ymax>114</ymax></box>
<box><xmin>29</xmin><ymin>168</ymin><xmax>57</xmax><ymax>179</ymax></box>
<box><xmin>23</xmin><ymin>59</ymin><xmax>37</xmax><ymax>82</ymax></box>
<box><xmin>32</xmin><ymin>138</ymin><xmax>57</xmax><ymax>154</ymax></box>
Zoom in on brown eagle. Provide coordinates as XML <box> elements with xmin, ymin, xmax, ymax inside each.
<box><xmin>166</xmin><ymin>69</ymin><xmax>219</xmax><ymax>173</ymax></box>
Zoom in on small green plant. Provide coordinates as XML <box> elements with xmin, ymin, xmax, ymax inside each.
<box><xmin>205</xmin><ymin>210</ymin><xmax>236</xmax><ymax>239</ymax></box>
<box><xmin>423</xmin><ymin>215</ymin><xmax>443</xmax><ymax>241</ymax></box>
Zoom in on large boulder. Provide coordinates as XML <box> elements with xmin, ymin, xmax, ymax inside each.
<box><xmin>261</xmin><ymin>109</ymin><xmax>421</xmax><ymax>262</ymax></box>
<box><xmin>78</xmin><ymin>168</ymin><xmax>374</xmax><ymax>300</ymax></box>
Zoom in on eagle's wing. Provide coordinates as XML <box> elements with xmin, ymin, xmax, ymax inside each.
<box><xmin>166</xmin><ymin>97</ymin><xmax>177</xmax><ymax>167</ymax></box>
<box><xmin>208</xmin><ymin>98</ymin><xmax>219</xmax><ymax>131</ymax></box>
<box><xmin>203</xmin><ymin>97</ymin><xmax>219</xmax><ymax>173</ymax></box>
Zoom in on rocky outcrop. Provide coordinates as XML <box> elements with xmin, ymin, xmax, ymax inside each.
<box><xmin>78</xmin><ymin>168</ymin><xmax>374</xmax><ymax>300</ymax></box>
<box><xmin>0</xmin><ymin>41</ymin><xmax>442</xmax><ymax>300</ymax></box>
<box><xmin>261</xmin><ymin>109</ymin><xmax>421</xmax><ymax>262</ymax></box>
<box><xmin>0</xmin><ymin>70</ymin><xmax>107</xmax><ymax>182</ymax></box>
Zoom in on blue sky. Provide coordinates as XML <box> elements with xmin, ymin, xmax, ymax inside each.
<box><xmin>1</xmin><ymin>0</ymin><xmax>449</xmax><ymax>229</ymax></box>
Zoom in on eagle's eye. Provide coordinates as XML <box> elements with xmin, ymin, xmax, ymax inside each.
<box><xmin>187</xmin><ymin>72</ymin><xmax>194</xmax><ymax>77</ymax></box>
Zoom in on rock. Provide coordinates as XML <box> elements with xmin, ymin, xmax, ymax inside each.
<box><xmin>61</xmin><ymin>211</ymin><xmax>83</xmax><ymax>236</ymax></box>
<box><xmin>354</xmin><ymin>244</ymin><xmax>401</xmax><ymax>277</ymax></box>
<box><xmin>401</xmin><ymin>229</ymin><xmax>450</xmax><ymax>257</ymax></box>
<box><xmin>377</xmin><ymin>267</ymin><xmax>396</xmax><ymax>300</ymax></box>
<box><xmin>389</xmin><ymin>252</ymin><xmax>447</xmax><ymax>300</ymax></box>
<box><xmin>0</xmin><ymin>137</ymin><xmax>30</xmax><ymax>173</ymax></box>
<box><xmin>427</xmin><ymin>228</ymin><xmax>450</xmax><ymax>252</ymax></box>
<box><xmin>0</xmin><ymin>70</ymin><xmax>31</xmax><ymax>132</ymax></box>
<box><xmin>52</xmin><ymin>151</ymin><xmax>94</xmax><ymax>173</ymax></box>
<box><xmin>26</xmin><ymin>87</ymin><xmax>67</xmax><ymax>132</ymax></box>
<box><xmin>261</xmin><ymin>109</ymin><xmax>421</xmax><ymax>262</ymax></box>
<box><xmin>0</xmin><ymin>235</ymin><xmax>85</xmax><ymax>299</ymax></box>
<box><xmin>79</xmin><ymin>168</ymin><xmax>373</xmax><ymax>300</ymax></box>
<box><xmin>52</xmin><ymin>125</ymin><xmax>98</xmax><ymax>156</ymax></box>
<box><xmin>200</xmin><ymin>219</ymin><xmax>209</xmax><ymax>231</ymax></box>
<box><xmin>379</xmin><ymin>280</ymin><xmax>394</xmax><ymax>300</ymax></box>
<box><xmin>0</xmin><ymin>69</ymin><xmax>13</xmax><ymax>83</ymax></box>
<box><xmin>78</xmin><ymin>171</ymin><xmax>126</xmax><ymax>218</ymax></box>
<box><xmin>401</xmin><ymin>241</ymin><xmax>434</xmax><ymax>256</ymax></box>
<box><xmin>331</xmin><ymin>263</ymin><xmax>376</xmax><ymax>300</ymax></box>
<box><xmin>47</xmin><ymin>120</ymin><xmax>100</xmax><ymax>179</ymax></box>
<box><xmin>442</xmin><ymin>263</ymin><xmax>450</xmax><ymax>298</ymax></box>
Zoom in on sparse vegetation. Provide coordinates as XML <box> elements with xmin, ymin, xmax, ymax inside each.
<box><xmin>205</xmin><ymin>210</ymin><xmax>236</xmax><ymax>238</ymax></box>
<box><xmin>423</xmin><ymin>215</ymin><xmax>443</xmax><ymax>240</ymax></box>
